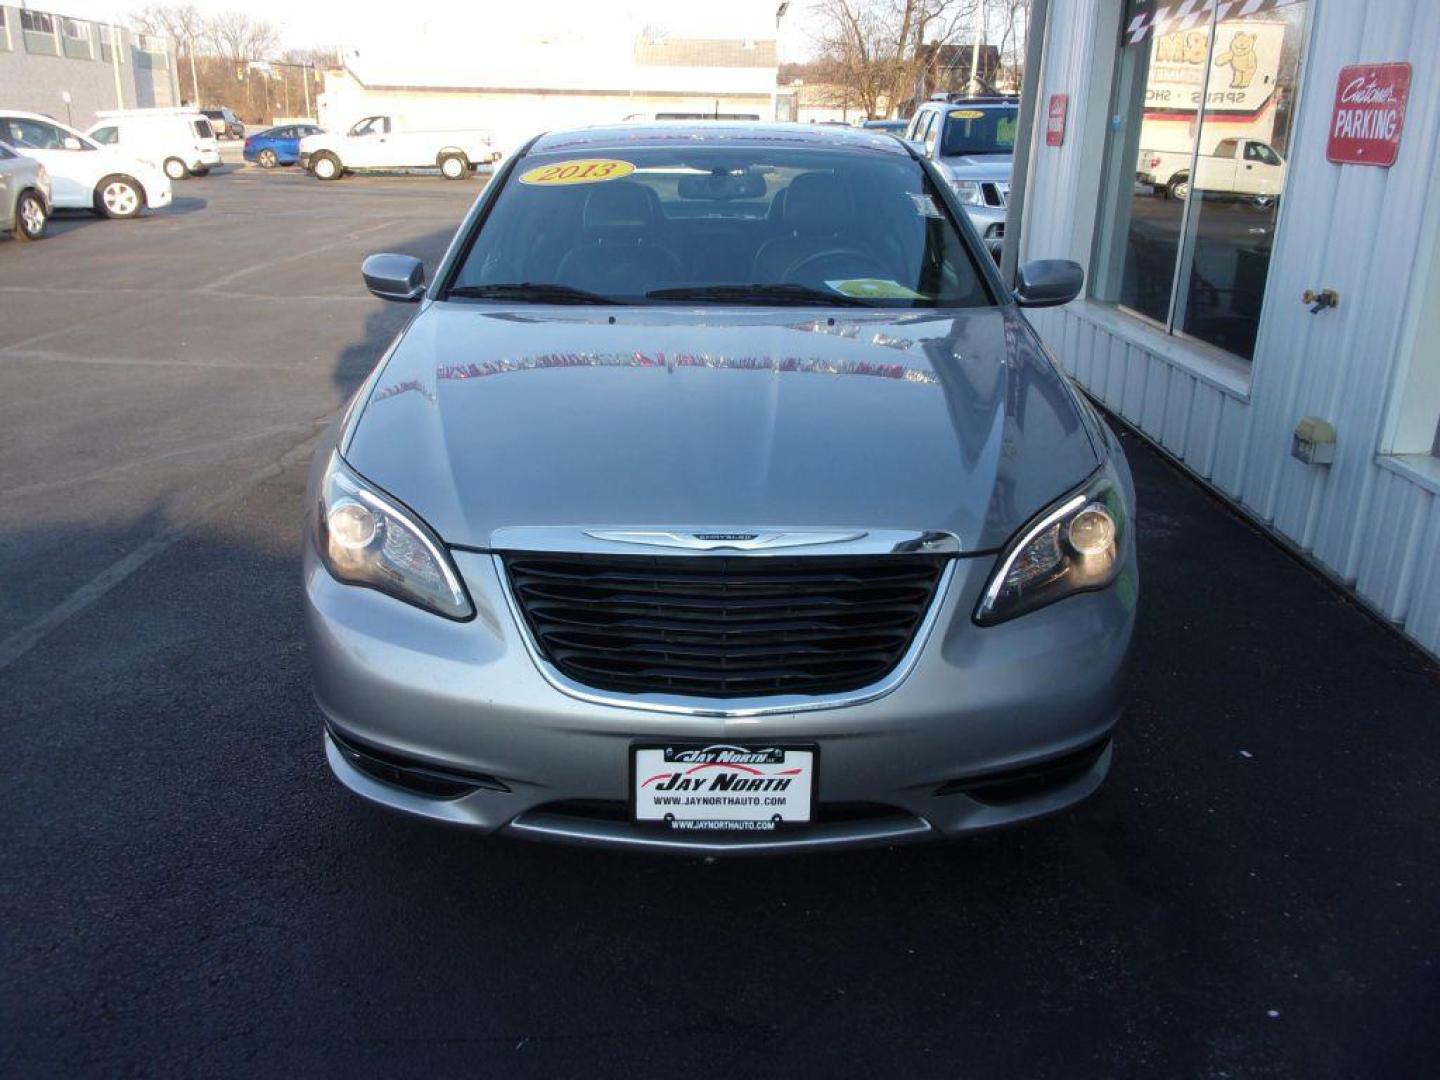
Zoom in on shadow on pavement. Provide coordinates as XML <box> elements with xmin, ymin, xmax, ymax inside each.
<box><xmin>164</xmin><ymin>196</ymin><xmax>208</xmax><ymax>215</ymax></box>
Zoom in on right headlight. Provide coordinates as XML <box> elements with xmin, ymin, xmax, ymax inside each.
<box><xmin>975</xmin><ymin>464</ymin><xmax>1129</xmax><ymax>626</ymax></box>
<box><xmin>313</xmin><ymin>452</ymin><xmax>474</xmax><ymax>620</ymax></box>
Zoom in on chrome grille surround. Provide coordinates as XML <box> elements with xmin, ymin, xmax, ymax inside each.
<box><xmin>489</xmin><ymin>528</ymin><xmax>958</xmax><ymax>718</ymax></box>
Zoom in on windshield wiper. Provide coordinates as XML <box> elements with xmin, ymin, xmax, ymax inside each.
<box><xmin>448</xmin><ymin>282</ymin><xmax>623</xmax><ymax>305</ymax></box>
<box><xmin>645</xmin><ymin>283</ymin><xmax>872</xmax><ymax>307</ymax></box>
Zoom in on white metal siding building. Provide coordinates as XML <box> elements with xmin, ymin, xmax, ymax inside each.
<box><xmin>1017</xmin><ymin>0</ymin><xmax>1440</xmax><ymax>659</ymax></box>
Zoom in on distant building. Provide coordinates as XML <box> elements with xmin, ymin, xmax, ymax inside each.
<box><xmin>775</xmin><ymin>81</ymin><xmax>894</xmax><ymax>125</ymax></box>
<box><xmin>320</xmin><ymin>26</ymin><xmax>780</xmax><ymax>151</ymax></box>
<box><xmin>0</xmin><ymin>4</ymin><xmax>180</xmax><ymax>128</ymax></box>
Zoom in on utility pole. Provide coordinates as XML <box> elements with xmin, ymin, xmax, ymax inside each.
<box><xmin>970</xmin><ymin>0</ymin><xmax>987</xmax><ymax>94</ymax></box>
<box><xmin>912</xmin><ymin>7</ymin><xmax>924</xmax><ymax>116</ymax></box>
<box><xmin>302</xmin><ymin>65</ymin><xmax>311</xmax><ymax>120</ymax></box>
<box><xmin>189</xmin><ymin>37</ymin><xmax>200</xmax><ymax>105</ymax></box>
<box><xmin>109</xmin><ymin>24</ymin><xmax>125</xmax><ymax>109</ymax></box>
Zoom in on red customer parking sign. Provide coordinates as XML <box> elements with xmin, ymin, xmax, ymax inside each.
<box><xmin>1327</xmin><ymin>62</ymin><xmax>1411</xmax><ymax>167</ymax></box>
<box><xmin>1046</xmin><ymin>94</ymin><xmax>1068</xmax><ymax>147</ymax></box>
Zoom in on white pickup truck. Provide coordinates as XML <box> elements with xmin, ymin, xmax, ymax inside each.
<box><xmin>299</xmin><ymin>116</ymin><xmax>500</xmax><ymax>181</ymax></box>
<box><xmin>1138</xmin><ymin>137</ymin><xmax>1286</xmax><ymax>200</ymax></box>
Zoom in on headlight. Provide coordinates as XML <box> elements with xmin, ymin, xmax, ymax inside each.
<box><xmin>950</xmin><ymin>178</ymin><xmax>984</xmax><ymax>206</ymax></box>
<box><xmin>314</xmin><ymin>452</ymin><xmax>474</xmax><ymax>620</ymax></box>
<box><xmin>975</xmin><ymin>464</ymin><xmax>1129</xmax><ymax>625</ymax></box>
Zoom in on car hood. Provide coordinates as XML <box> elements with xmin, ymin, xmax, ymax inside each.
<box><xmin>939</xmin><ymin>155</ymin><xmax>1013</xmax><ymax>178</ymax></box>
<box><xmin>343</xmin><ymin>304</ymin><xmax>1099</xmax><ymax>553</ymax></box>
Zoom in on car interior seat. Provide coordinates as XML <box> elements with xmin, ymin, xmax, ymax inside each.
<box><xmin>555</xmin><ymin>182</ymin><xmax>683</xmax><ymax>296</ymax></box>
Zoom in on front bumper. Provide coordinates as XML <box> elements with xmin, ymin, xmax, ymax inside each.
<box><xmin>145</xmin><ymin>179</ymin><xmax>173</xmax><ymax>208</ymax></box>
<box><xmin>304</xmin><ymin>532</ymin><xmax>1136</xmax><ymax>853</ymax></box>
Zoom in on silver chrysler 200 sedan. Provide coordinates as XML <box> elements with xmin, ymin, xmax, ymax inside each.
<box><xmin>304</xmin><ymin>124</ymin><xmax>1138</xmax><ymax>853</ymax></box>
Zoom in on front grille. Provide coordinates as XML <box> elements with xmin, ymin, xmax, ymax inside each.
<box><xmin>503</xmin><ymin>553</ymin><xmax>948</xmax><ymax>698</ymax></box>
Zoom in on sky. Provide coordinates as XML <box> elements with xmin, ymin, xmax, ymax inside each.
<box><xmin>45</xmin><ymin>0</ymin><xmax>820</xmax><ymax>60</ymax></box>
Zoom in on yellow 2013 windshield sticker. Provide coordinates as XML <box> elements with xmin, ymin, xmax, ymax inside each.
<box><xmin>519</xmin><ymin>159</ymin><xmax>636</xmax><ymax>186</ymax></box>
<box><xmin>950</xmin><ymin>109</ymin><xmax>986</xmax><ymax>120</ymax></box>
<box><xmin>826</xmin><ymin>278</ymin><xmax>927</xmax><ymax>300</ymax></box>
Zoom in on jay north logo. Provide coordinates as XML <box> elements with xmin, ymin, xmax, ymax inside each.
<box><xmin>665</xmin><ymin>744</ymin><xmax>784</xmax><ymax>765</ymax></box>
<box><xmin>641</xmin><ymin>745</ymin><xmax>802</xmax><ymax>794</ymax></box>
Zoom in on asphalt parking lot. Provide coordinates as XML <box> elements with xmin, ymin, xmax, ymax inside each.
<box><xmin>3</xmin><ymin>160</ymin><xmax>1439</xmax><ymax>1078</ymax></box>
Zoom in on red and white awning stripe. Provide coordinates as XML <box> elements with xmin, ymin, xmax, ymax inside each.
<box><xmin>1124</xmin><ymin>0</ymin><xmax>1305</xmax><ymax>45</ymax></box>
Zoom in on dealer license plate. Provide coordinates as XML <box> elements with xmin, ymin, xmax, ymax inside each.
<box><xmin>633</xmin><ymin>744</ymin><xmax>815</xmax><ymax>832</ymax></box>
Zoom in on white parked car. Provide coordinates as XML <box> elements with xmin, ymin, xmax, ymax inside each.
<box><xmin>0</xmin><ymin>110</ymin><xmax>171</xmax><ymax>219</ymax></box>
<box><xmin>0</xmin><ymin>139</ymin><xmax>51</xmax><ymax>241</ymax></box>
<box><xmin>87</xmin><ymin>109</ymin><xmax>221</xmax><ymax>181</ymax></box>
<box><xmin>1138</xmin><ymin>139</ymin><xmax>1287</xmax><ymax>201</ymax></box>
<box><xmin>298</xmin><ymin>115</ymin><xmax>500</xmax><ymax>181</ymax></box>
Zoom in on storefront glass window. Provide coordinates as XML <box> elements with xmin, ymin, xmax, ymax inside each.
<box><xmin>1091</xmin><ymin>0</ymin><xmax>1310</xmax><ymax>363</ymax></box>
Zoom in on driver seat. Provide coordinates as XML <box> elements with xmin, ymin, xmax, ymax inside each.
<box><xmin>751</xmin><ymin>173</ymin><xmax>857</xmax><ymax>283</ymax></box>
<box><xmin>556</xmin><ymin>182</ymin><xmax>683</xmax><ymax>296</ymax></box>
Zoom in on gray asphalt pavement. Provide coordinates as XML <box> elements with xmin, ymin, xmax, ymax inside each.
<box><xmin>2</xmin><ymin>161</ymin><xmax>1438</xmax><ymax>1078</ymax></box>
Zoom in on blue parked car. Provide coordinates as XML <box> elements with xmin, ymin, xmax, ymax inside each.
<box><xmin>243</xmin><ymin>123</ymin><xmax>323</xmax><ymax>168</ymax></box>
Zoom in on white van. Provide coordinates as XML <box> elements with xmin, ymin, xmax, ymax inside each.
<box><xmin>87</xmin><ymin>109</ymin><xmax>221</xmax><ymax>180</ymax></box>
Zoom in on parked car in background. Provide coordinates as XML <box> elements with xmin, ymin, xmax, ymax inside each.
<box><xmin>299</xmin><ymin>115</ymin><xmax>500</xmax><ymax>180</ymax></box>
<box><xmin>862</xmin><ymin>119</ymin><xmax>909</xmax><ymax>135</ymax></box>
<box><xmin>243</xmin><ymin>123</ymin><xmax>324</xmax><ymax>168</ymax></box>
<box><xmin>87</xmin><ymin>109</ymin><xmax>220</xmax><ymax>180</ymax></box>
<box><xmin>0</xmin><ymin>111</ymin><xmax>170</xmax><ymax>219</ymax></box>
<box><xmin>1139</xmin><ymin>138</ymin><xmax>1287</xmax><ymax>201</ymax></box>
<box><xmin>904</xmin><ymin>97</ymin><xmax>1019</xmax><ymax>255</ymax></box>
<box><xmin>0</xmin><ymin>140</ymin><xmax>50</xmax><ymax>241</ymax></box>
<box><xmin>306</xmin><ymin>123</ymin><xmax>1135</xmax><ymax>853</ymax></box>
<box><xmin>202</xmin><ymin>107</ymin><xmax>245</xmax><ymax>141</ymax></box>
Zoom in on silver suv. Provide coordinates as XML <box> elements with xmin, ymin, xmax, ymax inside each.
<box><xmin>904</xmin><ymin>97</ymin><xmax>1019</xmax><ymax>256</ymax></box>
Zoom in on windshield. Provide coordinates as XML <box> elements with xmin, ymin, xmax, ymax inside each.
<box><xmin>940</xmin><ymin>107</ymin><xmax>1018</xmax><ymax>157</ymax></box>
<box><xmin>449</xmin><ymin>145</ymin><xmax>992</xmax><ymax>308</ymax></box>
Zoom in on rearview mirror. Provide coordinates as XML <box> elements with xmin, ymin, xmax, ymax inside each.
<box><xmin>1014</xmin><ymin>260</ymin><xmax>1084</xmax><ymax>308</ymax></box>
<box><xmin>677</xmin><ymin>170</ymin><xmax>766</xmax><ymax>200</ymax></box>
<box><xmin>361</xmin><ymin>253</ymin><xmax>426</xmax><ymax>302</ymax></box>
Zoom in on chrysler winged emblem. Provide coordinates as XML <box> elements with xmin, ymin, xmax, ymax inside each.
<box><xmin>584</xmin><ymin>529</ymin><xmax>868</xmax><ymax>551</ymax></box>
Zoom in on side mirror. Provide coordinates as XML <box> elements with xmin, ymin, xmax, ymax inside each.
<box><xmin>1014</xmin><ymin>259</ymin><xmax>1084</xmax><ymax>308</ymax></box>
<box><xmin>63</xmin><ymin>136</ymin><xmax>84</xmax><ymax>151</ymax></box>
<box><xmin>361</xmin><ymin>253</ymin><xmax>426</xmax><ymax>302</ymax></box>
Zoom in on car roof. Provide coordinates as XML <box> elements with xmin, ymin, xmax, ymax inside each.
<box><xmin>528</xmin><ymin>123</ymin><xmax>912</xmax><ymax>157</ymax></box>
<box><xmin>0</xmin><ymin>109</ymin><xmax>82</xmax><ymax>132</ymax></box>
<box><xmin>935</xmin><ymin>101</ymin><xmax>1017</xmax><ymax>114</ymax></box>
<box><xmin>1</xmin><ymin>109</ymin><xmax>66</xmax><ymax>122</ymax></box>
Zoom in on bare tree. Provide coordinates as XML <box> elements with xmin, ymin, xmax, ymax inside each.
<box><xmin>809</xmin><ymin>0</ymin><xmax>979</xmax><ymax>119</ymax></box>
<box><xmin>206</xmin><ymin>10</ymin><xmax>280</xmax><ymax>61</ymax></box>
<box><xmin>993</xmin><ymin>0</ymin><xmax>1027</xmax><ymax>91</ymax></box>
<box><xmin>129</xmin><ymin>3</ymin><xmax>205</xmax><ymax>49</ymax></box>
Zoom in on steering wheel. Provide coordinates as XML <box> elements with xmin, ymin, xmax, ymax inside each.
<box><xmin>782</xmin><ymin>248</ymin><xmax>875</xmax><ymax>285</ymax></box>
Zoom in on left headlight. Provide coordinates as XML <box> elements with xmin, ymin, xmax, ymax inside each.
<box><xmin>975</xmin><ymin>463</ymin><xmax>1129</xmax><ymax>626</ymax></box>
<box><xmin>314</xmin><ymin>452</ymin><xmax>474</xmax><ymax>620</ymax></box>
<box><xmin>950</xmin><ymin>178</ymin><xmax>984</xmax><ymax>206</ymax></box>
